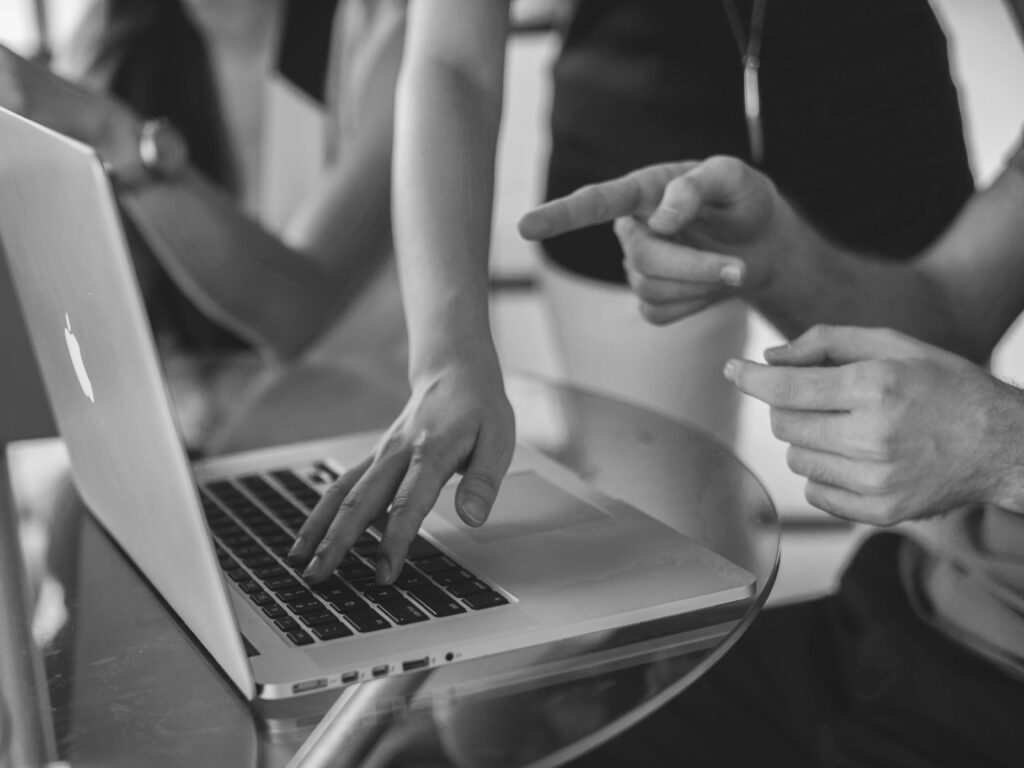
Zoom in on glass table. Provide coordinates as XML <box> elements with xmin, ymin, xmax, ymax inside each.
<box><xmin>0</xmin><ymin>371</ymin><xmax>779</xmax><ymax>768</ymax></box>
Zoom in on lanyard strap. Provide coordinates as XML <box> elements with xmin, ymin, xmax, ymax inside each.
<box><xmin>722</xmin><ymin>0</ymin><xmax>767</xmax><ymax>164</ymax></box>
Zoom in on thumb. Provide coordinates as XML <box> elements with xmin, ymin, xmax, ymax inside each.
<box><xmin>454</xmin><ymin>429</ymin><xmax>511</xmax><ymax>527</ymax></box>
<box><xmin>647</xmin><ymin>156</ymin><xmax>752</xmax><ymax>235</ymax></box>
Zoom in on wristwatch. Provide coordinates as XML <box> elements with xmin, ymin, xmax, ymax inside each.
<box><xmin>137</xmin><ymin>117</ymin><xmax>189</xmax><ymax>180</ymax></box>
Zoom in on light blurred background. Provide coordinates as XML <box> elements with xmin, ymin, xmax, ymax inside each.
<box><xmin>3</xmin><ymin>0</ymin><xmax>1023</xmax><ymax>600</ymax></box>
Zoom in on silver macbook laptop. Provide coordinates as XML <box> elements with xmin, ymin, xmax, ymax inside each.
<box><xmin>0</xmin><ymin>108</ymin><xmax>754</xmax><ymax>702</ymax></box>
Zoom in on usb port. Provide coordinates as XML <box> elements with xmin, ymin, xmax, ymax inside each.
<box><xmin>292</xmin><ymin>678</ymin><xmax>327</xmax><ymax>694</ymax></box>
<box><xmin>372</xmin><ymin>664</ymin><xmax>389</xmax><ymax>678</ymax></box>
<box><xmin>341</xmin><ymin>671</ymin><xmax>359</xmax><ymax>684</ymax></box>
<box><xmin>402</xmin><ymin>657</ymin><xmax>430</xmax><ymax>672</ymax></box>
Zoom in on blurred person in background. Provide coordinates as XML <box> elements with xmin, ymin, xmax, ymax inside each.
<box><xmin>0</xmin><ymin>0</ymin><xmax>408</xmax><ymax>446</ymax></box>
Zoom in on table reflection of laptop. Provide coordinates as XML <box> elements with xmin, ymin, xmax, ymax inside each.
<box><xmin>0</xmin><ymin>108</ymin><xmax>754</xmax><ymax>704</ymax></box>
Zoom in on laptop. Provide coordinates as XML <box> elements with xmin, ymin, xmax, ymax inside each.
<box><xmin>0</xmin><ymin>108</ymin><xmax>755</xmax><ymax>703</ymax></box>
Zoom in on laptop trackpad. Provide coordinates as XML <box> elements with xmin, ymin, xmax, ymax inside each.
<box><xmin>455</xmin><ymin>472</ymin><xmax>609</xmax><ymax>544</ymax></box>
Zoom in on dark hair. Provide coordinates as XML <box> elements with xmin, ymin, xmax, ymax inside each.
<box><xmin>87</xmin><ymin>0</ymin><xmax>235</xmax><ymax>190</ymax></box>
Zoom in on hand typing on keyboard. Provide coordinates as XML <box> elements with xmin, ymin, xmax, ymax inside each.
<box><xmin>205</xmin><ymin>472</ymin><xmax>508</xmax><ymax>647</ymax></box>
<box><xmin>286</xmin><ymin>357</ymin><xmax>515</xmax><ymax>585</ymax></box>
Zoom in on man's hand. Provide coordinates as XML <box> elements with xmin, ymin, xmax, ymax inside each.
<box><xmin>725</xmin><ymin>325</ymin><xmax>1024</xmax><ymax>525</ymax></box>
<box><xmin>518</xmin><ymin>156</ymin><xmax>791</xmax><ymax>324</ymax></box>
<box><xmin>288</xmin><ymin>355</ymin><xmax>515</xmax><ymax>584</ymax></box>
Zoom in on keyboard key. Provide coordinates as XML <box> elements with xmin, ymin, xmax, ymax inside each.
<box><xmin>287</xmin><ymin>630</ymin><xmax>314</xmax><ymax>646</ymax></box>
<box><xmin>360</xmin><ymin>585</ymin><xmax>403</xmax><ymax>604</ymax></box>
<box><xmin>208</xmin><ymin>519</ymin><xmax>240</xmax><ymax>535</ymax></box>
<box><xmin>292</xmin><ymin>492</ymin><xmax>321</xmax><ymax>511</ymax></box>
<box><xmin>353</xmin><ymin>541</ymin><xmax>379</xmax><ymax>557</ymax></box>
<box><xmin>225</xmin><ymin>568</ymin><xmax>248</xmax><ymax>582</ymax></box>
<box><xmin>337</xmin><ymin>562</ymin><xmax>374</xmax><ymax>581</ymax></box>
<box><xmin>299</xmin><ymin>611</ymin><xmax>339</xmax><ymax>627</ymax></box>
<box><xmin>262</xmin><ymin>604</ymin><xmax>287</xmax><ymax>619</ymax></box>
<box><xmin>239</xmin><ymin>553</ymin><xmax>276</xmax><ymax>568</ymax></box>
<box><xmin>415</xmin><ymin>555</ymin><xmax>459</xmax><ymax>575</ymax></box>
<box><xmin>265</xmin><ymin>498</ymin><xmax>302</xmax><ymax>514</ymax></box>
<box><xmin>446</xmin><ymin>579</ymin><xmax>490</xmax><ymax>598</ymax></box>
<box><xmin>313</xmin><ymin>623</ymin><xmax>353</xmax><ymax>641</ymax></box>
<box><xmin>462</xmin><ymin>591</ymin><xmax>509</xmax><ymax>610</ymax></box>
<box><xmin>270</xmin><ymin>469</ymin><xmax>306</xmax><ymax>487</ymax></box>
<box><xmin>234</xmin><ymin>509</ymin><xmax>265</xmax><ymax>525</ymax></box>
<box><xmin>279</xmin><ymin>588</ymin><xmax>315</xmax><ymax>604</ymax></box>
<box><xmin>217</xmin><ymin>532</ymin><xmax>250</xmax><ymax>547</ymax></box>
<box><xmin>377</xmin><ymin>598</ymin><xmax>429</xmax><ymax>625</ymax></box>
<box><xmin>329</xmin><ymin>593</ymin><xmax>371</xmax><ymax>615</ymax></box>
<box><xmin>262</xmin><ymin>533</ymin><xmax>295</xmax><ymax>548</ymax></box>
<box><xmin>247</xmin><ymin>521</ymin><xmax>284</xmax><ymax>536</ymax></box>
<box><xmin>205</xmin><ymin>480</ymin><xmax>237</xmax><ymax>497</ymax></box>
<box><xmin>249</xmin><ymin>592</ymin><xmax>275</xmax><ymax>607</ymax></box>
<box><xmin>395</xmin><ymin>569</ymin><xmax>430</xmax><ymax>589</ymax></box>
<box><xmin>265</xmin><ymin>576</ymin><xmax>300</xmax><ymax>592</ymax></box>
<box><xmin>237</xmin><ymin>579</ymin><xmax>262</xmax><ymax>594</ymax></box>
<box><xmin>231</xmin><ymin>543</ymin><xmax>265</xmax><ymax>557</ymax></box>
<box><xmin>290</xmin><ymin>598</ymin><xmax>328</xmax><ymax>615</ymax></box>
<box><xmin>433</xmin><ymin>569</ymin><xmax>475</xmax><ymax>587</ymax></box>
<box><xmin>266</xmin><ymin>542</ymin><xmax>293</xmax><ymax>557</ymax></box>
<box><xmin>345</xmin><ymin>609</ymin><xmax>390</xmax><ymax>632</ymax></box>
<box><xmin>275</xmin><ymin>617</ymin><xmax>300</xmax><ymax>632</ymax></box>
<box><xmin>217</xmin><ymin>551</ymin><xmax>238</xmax><ymax>568</ymax></box>
<box><xmin>407</xmin><ymin>585</ymin><xmax>467</xmax><ymax>617</ymax></box>
<box><xmin>313</xmin><ymin>462</ymin><xmax>340</xmax><ymax>482</ymax></box>
<box><xmin>310</xmin><ymin>575</ymin><xmax>348</xmax><ymax>593</ymax></box>
<box><xmin>406</xmin><ymin>537</ymin><xmax>441</xmax><ymax>561</ymax></box>
<box><xmin>276</xmin><ymin>514</ymin><xmax>306</xmax><ymax>532</ymax></box>
<box><xmin>252</xmin><ymin>565</ymin><xmax>287</xmax><ymax>580</ymax></box>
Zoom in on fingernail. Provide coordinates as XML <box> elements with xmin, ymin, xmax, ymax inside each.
<box><xmin>376</xmin><ymin>559</ymin><xmax>392</xmax><ymax>585</ymax></box>
<box><xmin>301</xmin><ymin>556</ymin><xmax>322</xmax><ymax>580</ymax></box>
<box><xmin>763</xmin><ymin>344</ymin><xmax>787</xmax><ymax>360</ymax></box>
<box><xmin>720</xmin><ymin>263</ymin><xmax>743</xmax><ymax>287</ymax></box>
<box><xmin>723</xmin><ymin>359</ymin><xmax>739</xmax><ymax>381</ymax></box>
<box><xmin>461</xmin><ymin>497</ymin><xmax>488</xmax><ymax>527</ymax></box>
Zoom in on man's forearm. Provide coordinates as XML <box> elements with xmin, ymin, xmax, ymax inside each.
<box><xmin>748</xmin><ymin>199</ymin><xmax>966</xmax><ymax>356</ymax></box>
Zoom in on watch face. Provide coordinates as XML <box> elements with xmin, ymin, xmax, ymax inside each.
<box><xmin>140</xmin><ymin>119</ymin><xmax>188</xmax><ymax>178</ymax></box>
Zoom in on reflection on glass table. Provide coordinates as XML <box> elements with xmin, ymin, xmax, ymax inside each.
<box><xmin>0</xmin><ymin>372</ymin><xmax>778</xmax><ymax>768</ymax></box>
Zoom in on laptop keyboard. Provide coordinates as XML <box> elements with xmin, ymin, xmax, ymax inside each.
<box><xmin>200</xmin><ymin>466</ymin><xmax>509</xmax><ymax>646</ymax></box>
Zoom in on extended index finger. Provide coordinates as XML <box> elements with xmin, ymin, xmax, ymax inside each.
<box><xmin>725</xmin><ymin>359</ymin><xmax>861</xmax><ymax>411</ymax></box>
<box><xmin>518</xmin><ymin>162</ymin><xmax>694</xmax><ymax>240</ymax></box>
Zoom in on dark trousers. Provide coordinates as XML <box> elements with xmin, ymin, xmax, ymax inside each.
<box><xmin>572</xmin><ymin>534</ymin><xmax>1024</xmax><ymax>768</ymax></box>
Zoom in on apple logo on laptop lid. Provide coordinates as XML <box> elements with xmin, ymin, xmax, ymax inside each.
<box><xmin>65</xmin><ymin>312</ymin><xmax>94</xmax><ymax>403</ymax></box>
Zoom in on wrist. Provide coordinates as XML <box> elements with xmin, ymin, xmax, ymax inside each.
<box><xmin>409</xmin><ymin>333</ymin><xmax>501</xmax><ymax>386</ymax></box>
<box><xmin>100</xmin><ymin>109</ymin><xmax>188</xmax><ymax>187</ymax></box>
<box><xmin>750</xmin><ymin>196</ymin><xmax>812</xmax><ymax>295</ymax></box>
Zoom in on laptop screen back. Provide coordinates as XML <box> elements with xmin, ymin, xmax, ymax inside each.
<box><xmin>0</xmin><ymin>109</ymin><xmax>253</xmax><ymax>698</ymax></box>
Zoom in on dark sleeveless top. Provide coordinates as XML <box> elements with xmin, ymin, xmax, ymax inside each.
<box><xmin>97</xmin><ymin>0</ymin><xmax>338</xmax><ymax>351</ymax></box>
<box><xmin>544</xmin><ymin>0</ymin><xmax>975</xmax><ymax>283</ymax></box>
